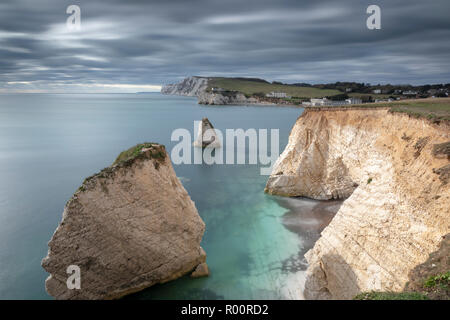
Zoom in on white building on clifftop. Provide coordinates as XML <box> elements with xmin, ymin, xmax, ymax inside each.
<box><xmin>302</xmin><ymin>97</ymin><xmax>363</xmax><ymax>107</ymax></box>
<box><xmin>266</xmin><ymin>92</ymin><xmax>290</xmax><ymax>98</ymax></box>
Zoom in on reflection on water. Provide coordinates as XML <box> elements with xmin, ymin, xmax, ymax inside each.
<box><xmin>278</xmin><ymin>198</ymin><xmax>343</xmax><ymax>274</ymax></box>
<box><xmin>279</xmin><ymin>198</ymin><xmax>343</xmax><ymax>258</ymax></box>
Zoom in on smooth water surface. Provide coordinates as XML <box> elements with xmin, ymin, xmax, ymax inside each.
<box><xmin>0</xmin><ymin>93</ymin><xmax>339</xmax><ymax>299</ymax></box>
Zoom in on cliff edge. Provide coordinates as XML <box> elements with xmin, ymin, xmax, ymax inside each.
<box><xmin>266</xmin><ymin>108</ymin><xmax>450</xmax><ymax>299</ymax></box>
<box><xmin>161</xmin><ymin>76</ymin><xmax>276</xmax><ymax>105</ymax></box>
<box><xmin>42</xmin><ymin>143</ymin><xmax>207</xmax><ymax>299</ymax></box>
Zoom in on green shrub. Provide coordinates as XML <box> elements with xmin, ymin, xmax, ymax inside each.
<box><xmin>113</xmin><ymin>143</ymin><xmax>164</xmax><ymax>165</ymax></box>
<box><xmin>424</xmin><ymin>271</ymin><xmax>450</xmax><ymax>290</ymax></box>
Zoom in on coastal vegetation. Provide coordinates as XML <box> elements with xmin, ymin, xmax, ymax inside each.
<box><xmin>357</xmin><ymin>98</ymin><xmax>450</xmax><ymax>121</ymax></box>
<box><xmin>162</xmin><ymin>77</ymin><xmax>450</xmax><ymax>114</ymax></box>
<box><xmin>353</xmin><ymin>292</ymin><xmax>429</xmax><ymax>300</ymax></box>
<box><xmin>308</xmin><ymin>98</ymin><xmax>450</xmax><ymax>122</ymax></box>
<box><xmin>207</xmin><ymin>77</ymin><xmax>341</xmax><ymax>99</ymax></box>
<box><xmin>75</xmin><ymin>143</ymin><xmax>167</xmax><ymax>196</ymax></box>
<box><xmin>206</xmin><ymin>77</ymin><xmax>450</xmax><ymax>102</ymax></box>
<box><xmin>424</xmin><ymin>272</ymin><xmax>450</xmax><ymax>290</ymax></box>
<box><xmin>113</xmin><ymin>143</ymin><xmax>166</xmax><ymax>165</ymax></box>
<box><xmin>387</xmin><ymin>98</ymin><xmax>450</xmax><ymax>121</ymax></box>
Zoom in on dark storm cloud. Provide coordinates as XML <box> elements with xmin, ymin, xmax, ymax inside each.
<box><xmin>0</xmin><ymin>0</ymin><xmax>449</xmax><ymax>92</ymax></box>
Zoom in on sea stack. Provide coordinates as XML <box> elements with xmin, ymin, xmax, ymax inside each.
<box><xmin>42</xmin><ymin>143</ymin><xmax>207</xmax><ymax>299</ymax></box>
<box><xmin>193</xmin><ymin>118</ymin><xmax>221</xmax><ymax>148</ymax></box>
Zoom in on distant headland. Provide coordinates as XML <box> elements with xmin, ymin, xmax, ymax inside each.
<box><xmin>161</xmin><ymin>76</ymin><xmax>450</xmax><ymax>107</ymax></box>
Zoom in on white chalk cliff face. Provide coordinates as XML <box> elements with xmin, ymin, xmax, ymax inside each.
<box><xmin>266</xmin><ymin>108</ymin><xmax>450</xmax><ymax>299</ymax></box>
<box><xmin>42</xmin><ymin>143</ymin><xmax>207</xmax><ymax>299</ymax></box>
<box><xmin>161</xmin><ymin>76</ymin><xmax>264</xmax><ymax>105</ymax></box>
<box><xmin>161</xmin><ymin>76</ymin><xmax>208</xmax><ymax>96</ymax></box>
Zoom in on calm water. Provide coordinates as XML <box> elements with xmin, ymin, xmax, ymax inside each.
<box><xmin>0</xmin><ymin>93</ymin><xmax>339</xmax><ymax>299</ymax></box>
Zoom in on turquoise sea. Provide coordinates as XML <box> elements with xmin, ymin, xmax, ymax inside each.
<box><xmin>0</xmin><ymin>93</ymin><xmax>340</xmax><ymax>299</ymax></box>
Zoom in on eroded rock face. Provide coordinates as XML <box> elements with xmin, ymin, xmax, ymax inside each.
<box><xmin>161</xmin><ymin>76</ymin><xmax>272</xmax><ymax>105</ymax></box>
<box><xmin>161</xmin><ymin>76</ymin><xmax>208</xmax><ymax>96</ymax></box>
<box><xmin>266</xmin><ymin>108</ymin><xmax>450</xmax><ymax>299</ymax></box>
<box><xmin>42</xmin><ymin>143</ymin><xmax>207</xmax><ymax>299</ymax></box>
<box><xmin>190</xmin><ymin>262</ymin><xmax>209</xmax><ymax>278</ymax></box>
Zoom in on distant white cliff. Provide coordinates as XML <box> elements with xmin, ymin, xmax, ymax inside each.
<box><xmin>161</xmin><ymin>76</ymin><xmax>265</xmax><ymax>105</ymax></box>
<box><xmin>161</xmin><ymin>76</ymin><xmax>209</xmax><ymax>96</ymax></box>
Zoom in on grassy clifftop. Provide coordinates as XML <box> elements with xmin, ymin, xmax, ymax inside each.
<box><xmin>307</xmin><ymin>98</ymin><xmax>450</xmax><ymax>122</ymax></box>
<box><xmin>208</xmin><ymin>77</ymin><xmax>341</xmax><ymax>98</ymax></box>
<box><xmin>207</xmin><ymin>77</ymin><xmax>449</xmax><ymax>121</ymax></box>
<box><xmin>386</xmin><ymin>98</ymin><xmax>450</xmax><ymax>121</ymax></box>
<box><xmin>113</xmin><ymin>143</ymin><xmax>166</xmax><ymax>165</ymax></box>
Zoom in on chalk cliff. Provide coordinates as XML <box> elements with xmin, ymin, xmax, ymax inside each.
<box><xmin>266</xmin><ymin>108</ymin><xmax>450</xmax><ymax>299</ymax></box>
<box><xmin>42</xmin><ymin>143</ymin><xmax>207</xmax><ymax>299</ymax></box>
<box><xmin>161</xmin><ymin>76</ymin><xmax>208</xmax><ymax>96</ymax></box>
<box><xmin>161</xmin><ymin>76</ymin><xmax>272</xmax><ymax>105</ymax></box>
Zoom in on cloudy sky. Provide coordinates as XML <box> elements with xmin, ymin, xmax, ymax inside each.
<box><xmin>1</xmin><ymin>0</ymin><xmax>449</xmax><ymax>93</ymax></box>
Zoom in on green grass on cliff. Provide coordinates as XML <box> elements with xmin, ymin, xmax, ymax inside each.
<box><xmin>74</xmin><ymin>143</ymin><xmax>166</xmax><ymax>196</ymax></box>
<box><xmin>113</xmin><ymin>143</ymin><xmax>165</xmax><ymax>165</ymax></box>
<box><xmin>306</xmin><ymin>98</ymin><xmax>450</xmax><ymax>122</ymax></box>
<box><xmin>424</xmin><ymin>271</ymin><xmax>450</xmax><ymax>290</ymax></box>
<box><xmin>388</xmin><ymin>99</ymin><xmax>450</xmax><ymax>121</ymax></box>
<box><xmin>353</xmin><ymin>292</ymin><xmax>429</xmax><ymax>300</ymax></box>
<box><xmin>343</xmin><ymin>98</ymin><xmax>450</xmax><ymax>121</ymax></box>
<box><xmin>208</xmin><ymin>77</ymin><xmax>341</xmax><ymax>99</ymax></box>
